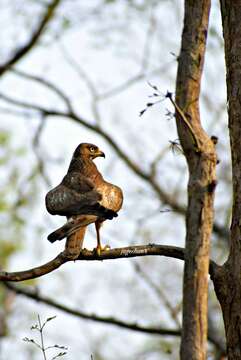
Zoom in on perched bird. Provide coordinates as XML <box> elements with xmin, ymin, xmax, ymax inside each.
<box><xmin>45</xmin><ymin>143</ymin><xmax>123</xmax><ymax>258</ymax></box>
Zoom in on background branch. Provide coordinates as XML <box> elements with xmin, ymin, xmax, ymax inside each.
<box><xmin>0</xmin><ymin>0</ymin><xmax>61</xmax><ymax>77</ymax></box>
<box><xmin>3</xmin><ymin>282</ymin><xmax>225</xmax><ymax>354</ymax></box>
<box><xmin>0</xmin><ymin>87</ymin><xmax>228</xmax><ymax>241</ymax></box>
<box><xmin>4</xmin><ymin>282</ymin><xmax>180</xmax><ymax>337</ymax></box>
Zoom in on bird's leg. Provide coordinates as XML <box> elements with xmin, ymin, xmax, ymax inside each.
<box><xmin>95</xmin><ymin>221</ymin><xmax>110</xmax><ymax>256</ymax></box>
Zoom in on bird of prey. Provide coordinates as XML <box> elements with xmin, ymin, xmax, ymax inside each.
<box><xmin>45</xmin><ymin>143</ymin><xmax>123</xmax><ymax>258</ymax></box>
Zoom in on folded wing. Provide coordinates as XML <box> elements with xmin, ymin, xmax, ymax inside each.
<box><xmin>45</xmin><ymin>172</ymin><xmax>117</xmax><ymax>219</ymax></box>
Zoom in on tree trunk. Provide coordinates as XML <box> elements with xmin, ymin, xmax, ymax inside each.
<box><xmin>212</xmin><ymin>2</ymin><xmax>241</xmax><ymax>359</ymax></box>
<box><xmin>175</xmin><ymin>1</ymin><xmax>217</xmax><ymax>359</ymax></box>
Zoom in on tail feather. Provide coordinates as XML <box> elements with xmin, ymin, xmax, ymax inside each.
<box><xmin>48</xmin><ymin>221</ymin><xmax>77</xmax><ymax>243</ymax></box>
<box><xmin>47</xmin><ymin>206</ymin><xmax>118</xmax><ymax>243</ymax></box>
<box><xmin>47</xmin><ymin>215</ymin><xmax>97</xmax><ymax>243</ymax></box>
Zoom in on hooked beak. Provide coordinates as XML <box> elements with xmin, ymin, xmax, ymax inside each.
<box><xmin>97</xmin><ymin>150</ymin><xmax>105</xmax><ymax>158</ymax></box>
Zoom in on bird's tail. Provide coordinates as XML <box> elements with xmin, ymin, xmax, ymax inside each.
<box><xmin>47</xmin><ymin>222</ymin><xmax>77</xmax><ymax>243</ymax></box>
<box><xmin>47</xmin><ymin>205</ymin><xmax>118</xmax><ymax>243</ymax></box>
<box><xmin>47</xmin><ymin>215</ymin><xmax>97</xmax><ymax>243</ymax></box>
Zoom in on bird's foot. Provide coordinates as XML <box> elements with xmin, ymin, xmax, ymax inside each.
<box><xmin>95</xmin><ymin>244</ymin><xmax>110</xmax><ymax>256</ymax></box>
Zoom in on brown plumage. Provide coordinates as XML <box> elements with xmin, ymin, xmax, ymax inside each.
<box><xmin>46</xmin><ymin>143</ymin><xmax>123</xmax><ymax>258</ymax></box>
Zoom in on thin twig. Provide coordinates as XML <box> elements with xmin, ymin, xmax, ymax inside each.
<box><xmin>140</xmin><ymin>4</ymin><xmax>157</xmax><ymax>73</ymax></box>
<box><xmin>166</xmin><ymin>91</ymin><xmax>201</xmax><ymax>151</ymax></box>
<box><xmin>11</xmin><ymin>68</ymin><xmax>73</xmax><ymax>113</ymax></box>
<box><xmin>38</xmin><ymin>315</ymin><xmax>47</xmax><ymax>360</ymax></box>
<box><xmin>134</xmin><ymin>263</ymin><xmax>181</xmax><ymax>327</ymax></box>
<box><xmin>98</xmin><ymin>65</ymin><xmax>170</xmax><ymax>100</ymax></box>
<box><xmin>0</xmin><ymin>0</ymin><xmax>61</xmax><ymax>77</ymax></box>
<box><xmin>59</xmin><ymin>43</ymin><xmax>101</xmax><ymax>124</ymax></box>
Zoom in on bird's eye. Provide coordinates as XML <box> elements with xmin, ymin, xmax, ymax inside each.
<box><xmin>89</xmin><ymin>147</ymin><xmax>95</xmax><ymax>152</ymax></box>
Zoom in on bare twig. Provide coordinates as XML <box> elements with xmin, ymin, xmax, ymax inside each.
<box><xmin>0</xmin><ymin>92</ymin><xmax>60</xmax><ymax>114</ymax></box>
<box><xmin>59</xmin><ymin>43</ymin><xmax>101</xmax><ymax>124</ymax></box>
<box><xmin>149</xmin><ymin>146</ymin><xmax>170</xmax><ymax>179</ymax></box>
<box><xmin>11</xmin><ymin>68</ymin><xmax>73</xmax><ymax>112</ymax></box>
<box><xmin>38</xmin><ymin>315</ymin><xmax>47</xmax><ymax>360</ymax></box>
<box><xmin>59</xmin><ymin>43</ymin><xmax>98</xmax><ymax>99</ymax></box>
<box><xmin>140</xmin><ymin>4</ymin><xmax>157</xmax><ymax>72</ymax></box>
<box><xmin>31</xmin><ymin>116</ymin><xmax>52</xmax><ymax>187</ymax></box>
<box><xmin>166</xmin><ymin>91</ymin><xmax>201</xmax><ymax>151</ymax></box>
<box><xmin>0</xmin><ymin>0</ymin><xmax>61</xmax><ymax>77</ymax></box>
<box><xmin>134</xmin><ymin>262</ymin><xmax>181</xmax><ymax>328</ymax></box>
<box><xmin>23</xmin><ymin>314</ymin><xmax>67</xmax><ymax>359</ymax></box>
<box><xmin>98</xmin><ymin>65</ymin><xmax>169</xmax><ymax>100</ymax></box>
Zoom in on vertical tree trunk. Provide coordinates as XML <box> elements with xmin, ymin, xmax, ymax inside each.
<box><xmin>175</xmin><ymin>1</ymin><xmax>217</xmax><ymax>359</ymax></box>
<box><xmin>212</xmin><ymin>2</ymin><xmax>241</xmax><ymax>359</ymax></box>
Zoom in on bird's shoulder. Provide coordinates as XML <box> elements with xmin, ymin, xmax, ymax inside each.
<box><xmin>62</xmin><ymin>172</ymin><xmax>95</xmax><ymax>193</ymax></box>
<box><xmin>96</xmin><ymin>180</ymin><xmax>123</xmax><ymax>212</ymax></box>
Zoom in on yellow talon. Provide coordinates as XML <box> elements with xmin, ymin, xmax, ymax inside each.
<box><xmin>95</xmin><ymin>244</ymin><xmax>110</xmax><ymax>256</ymax></box>
<box><xmin>96</xmin><ymin>245</ymin><xmax>101</xmax><ymax>256</ymax></box>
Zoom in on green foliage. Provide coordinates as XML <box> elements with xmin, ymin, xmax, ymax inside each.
<box><xmin>0</xmin><ymin>131</ymin><xmax>10</xmax><ymax>146</ymax></box>
<box><xmin>0</xmin><ymin>128</ymin><xmax>44</xmax><ymax>337</ymax></box>
<box><xmin>0</xmin><ymin>241</ymin><xmax>20</xmax><ymax>267</ymax></box>
<box><xmin>0</xmin><ymin>129</ymin><xmax>27</xmax><ymax>248</ymax></box>
<box><xmin>138</xmin><ymin>338</ymin><xmax>174</xmax><ymax>358</ymax></box>
<box><xmin>0</xmin><ymin>128</ymin><xmax>42</xmax><ymax>249</ymax></box>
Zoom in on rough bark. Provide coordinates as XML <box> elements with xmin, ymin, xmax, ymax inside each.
<box><xmin>212</xmin><ymin>2</ymin><xmax>241</xmax><ymax>359</ymax></box>
<box><xmin>175</xmin><ymin>1</ymin><xmax>217</xmax><ymax>359</ymax></box>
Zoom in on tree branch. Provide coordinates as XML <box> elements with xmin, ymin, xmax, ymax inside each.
<box><xmin>0</xmin><ymin>0</ymin><xmax>61</xmax><ymax>77</ymax></box>
<box><xmin>11</xmin><ymin>68</ymin><xmax>73</xmax><ymax>112</ymax></box>
<box><xmin>3</xmin><ymin>282</ymin><xmax>225</xmax><ymax>353</ymax></box>
<box><xmin>0</xmin><ymin>251</ymin><xmax>68</xmax><ymax>282</ymax></box>
<box><xmin>133</xmin><ymin>262</ymin><xmax>181</xmax><ymax>328</ymax></box>
<box><xmin>0</xmin><ymin>85</ymin><xmax>228</xmax><ymax>241</ymax></box>
<box><xmin>0</xmin><ymin>244</ymin><xmax>218</xmax><ymax>282</ymax></box>
<box><xmin>4</xmin><ymin>282</ymin><xmax>180</xmax><ymax>337</ymax></box>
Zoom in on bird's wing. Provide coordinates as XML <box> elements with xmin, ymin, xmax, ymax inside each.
<box><xmin>45</xmin><ymin>173</ymin><xmax>117</xmax><ymax>219</ymax></box>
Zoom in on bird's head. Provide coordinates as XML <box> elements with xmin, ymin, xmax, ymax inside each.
<box><xmin>73</xmin><ymin>143</ymin><xmax>105</xmax><ymax>160</ymax></box>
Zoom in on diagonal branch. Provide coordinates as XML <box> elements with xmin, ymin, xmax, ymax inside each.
<box><xmin>98</xmin><ymin>65</ymin><xmax>168</xmax><ymax>101</ymax></box>
<box><xmin>0</xmin><ymin>88</ymin><xmax>228</xmax><ymax>241</ymax></box>
<box><xmin>0</xmin><ymin>244</ymin><xmax>218</xmax><ymax>282</ymax></box>
<box><xmin>11</xmin><ymin>68</ymin><xmax>73</xmax><ymax>112</ymax></box>
<box><xmin>134</xmin><ymin>262</ymin><xmax>181</xmax><ymax>328</ymax></box>
<box><xmin>4</xmin><ymin>281</ymin><xmax>225</xmax><ymax>353</ymax></box>
<box><xmin>166</xmin><ymin>92</ymin><xmax>201</xmax><ymax>151</ymax></box>
<box><xmin>0</xmin><ymin>0</ymin><xmax>61</xmax><ymax>77</ymax></box>
<box><xmin>4</xmin><ymin>282</ymin><xmax>180</xmax><ymax>337</ymax></box>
